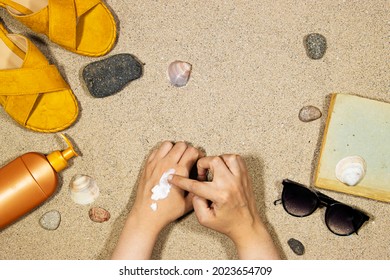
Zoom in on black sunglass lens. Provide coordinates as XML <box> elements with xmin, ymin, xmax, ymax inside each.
<box><xmin>325</xmin><ymin>204</ymin><xmax>367</xmax><ymax>236</ymax></box>
<box><xmin>282</xmin><ymin>182</ymin><xmax>318</xmax><ymax>217</ymax></box>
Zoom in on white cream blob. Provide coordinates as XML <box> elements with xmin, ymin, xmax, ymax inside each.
<box><xmin>150</xmin><ymin>203</ymin><xmax>157</xmax><ymax>211</ymax></box>
<box><xmin>150</xmin><ymin>168</ymin><xmax>176</xmax><ymax>211</ymax></box>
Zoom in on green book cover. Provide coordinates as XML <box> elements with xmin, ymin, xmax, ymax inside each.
<box><xmin>314</xmin><ymin>93</ymin><xmax>390</xmax><ymax>202</ymax></box>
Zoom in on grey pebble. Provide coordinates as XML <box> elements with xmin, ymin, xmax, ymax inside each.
<box><xmin>82</xmin><ymin>53</ymin><xmax>143</xmax><ymax>98</ymax></box>
<box><xmin>299</xmin><ymin>105</ymin><xmax>322</xmax><ymax>122</ymax></box>
<box><xmin>304</xmin><ymin>33</ymin><xmax>327</xmax><ymax>59</ymax></box>
<box><xmin>39</xmin><ymin>210</ymin><xmax>61</xmax><ymax>230</ymax></box>
<box><xmin>287</xmin><ymin>238</ymin><xmax>305</xmax><ymax>255</ymax></box>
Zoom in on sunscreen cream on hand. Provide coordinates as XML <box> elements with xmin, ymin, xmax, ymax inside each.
<box><xmin>150</xmin><ymin>169</ymin><xmax>176</xmax><ymax>211</ymax></box>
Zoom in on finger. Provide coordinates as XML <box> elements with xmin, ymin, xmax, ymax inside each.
<box><xmin>154</xmin><ymin>141</ymin><xmax>174</xmax><ymax>160</ymax></box>
<box><xmin>236</xmin><ymin>155</ymin><xmax>248</xmax><ymax>173</ymax></box>
<box><xmin>192</xmin><ymin>195</ymin><xmax>213</xmax><ymax>226</ymax></box>
<box><xmin>197</xmin><ymin>172</ymin><xmax>208</xmax><ymax>182</ymax></box>
<box><xmin>220</xmin><ymin>154</ymin><xmax>241</xmax><ymax>176</ymax></box>
<box><xmin>146</xmin><ymin>148</ymin><xmax>158</xmax><ymax>163</ymax></box>
<box><xmin>178</xmin><ymin>146</ymin><xmax>201</xmax><ymax>171</ymax></box>
<box><xmin>197</xmin><ymin>156</ymin><xmax>232</xmax><ymax>179</ymax></box>
<box><xmin>184</xmin><ymin>192</ymin><xmax>195</xmax><ymax>214</ymax></box>
<box><xmin>169</xmin><ymin>174</ymin><xmax>218</xmax><ymax>202</ymax></box>
<box><xmin>164</xmin><ymin>141</ymin><xmax>188</xmax><ymax>163</ymax></box>
<box><xmin>235</xmin><ymin>155</ymin><xmax>250</xmax><ymax>188</ymax></box>
<box><xmin>195</xmin><ymin>156</ymin><xmax>213</xmax><ymax>178</ymax></box>
<box><xmin>232</xmin><ymin>156</ymin><xmax>254</xmax><ymax>208</ymax></box>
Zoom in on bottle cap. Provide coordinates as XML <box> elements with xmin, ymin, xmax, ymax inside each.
<box><xmin>46</xmin><ymin>134</ymin><xmax>78</xmax><ymax>172</ymax></box>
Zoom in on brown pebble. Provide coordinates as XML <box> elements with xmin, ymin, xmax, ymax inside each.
<box><xmin>299</xmin><ymin>105</ymin><xmax>322</xmax><ymax>122</ymax></box>
<box><xmin>89</xmin><ymin>207</ymin><xmax>110</xmax><ymax>223</ymax></box>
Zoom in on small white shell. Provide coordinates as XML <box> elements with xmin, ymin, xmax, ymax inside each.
<box><xmin>69</xmin><ymin>174</ymin><xmax>100</xmax><ymax>205</ymax></box>
<box><xmin>335</xmin><ymin>156</ymin><xmax>366</xmax><ymax>186</ymax></box>
<box><xmin>167</xmin><ymin>60</ymin><xmax>192</xmax><ymax>87</ymax></box>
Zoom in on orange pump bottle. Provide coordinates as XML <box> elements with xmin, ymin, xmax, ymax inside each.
<box><xmin>0</xmin><ymin>134</ymin><xmax>78</xmax><ymax>229</ymax></box>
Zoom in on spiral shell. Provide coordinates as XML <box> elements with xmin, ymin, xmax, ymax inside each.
<box><xmin>167</xmin><ymin>60</ymin><xmax>192</xmax><ymax>87</ymax></box>
<box><xmin>335</xmin><ymin>156</ymin><xmax>366</xmax><ymax>186</ymax></box>
<box><xmin>69</xmin><ymin>174</ymin><xmax>100</xmax><ymax>205</ymax></box>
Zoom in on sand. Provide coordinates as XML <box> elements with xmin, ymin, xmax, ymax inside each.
<box><xmin>0</xmin><ymin>0</ymin><xmax>389</xmax><ymax>260</ymax></box>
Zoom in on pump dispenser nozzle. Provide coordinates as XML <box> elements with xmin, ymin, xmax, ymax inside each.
<box><xmin>46</xmin><ymin>134</ymin><xmax>78</xmax><ymax>172</ymax></box>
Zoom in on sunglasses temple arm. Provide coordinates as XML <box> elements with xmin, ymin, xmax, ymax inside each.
<box><xmin>273</xmin><ymin>199</ymin><xmax>282</xmax><ymax>206</ymax></box>
<box><xmin>353</xmin><ymin>214</ymin><xmax>370</xmax><ymax>235</ymax></box>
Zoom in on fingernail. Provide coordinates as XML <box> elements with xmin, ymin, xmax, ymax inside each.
<box><xmin>168</xmin><ymin>174</ymin><xmax>173</xmax><ymax>181</ymax></box>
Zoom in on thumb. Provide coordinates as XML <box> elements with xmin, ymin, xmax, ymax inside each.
<box><xmin>192</xmin><ymin>195</ymin><xmax>213</xmax><ymax>227</ymax></box>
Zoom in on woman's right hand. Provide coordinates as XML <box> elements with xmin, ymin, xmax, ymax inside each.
<box><xmin>169</xmin><ymin>154</ymin><xmax>280</xmax><ymax>260</ymax></box>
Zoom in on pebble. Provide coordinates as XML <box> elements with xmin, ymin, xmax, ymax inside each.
<box><xmin>39</xmin><ymin>210</ymin><xmax>61</xmax><ymax>230</ymax></box>
<box><xmin>299</xmin><ymin>105</ymin><xmax>322</xmax><ymax>122</ymax></box>
<box><xmin>304</xmin><ymin>33</ymin><xmax>327</xmax><ymax>59</ymax></box>
<box><xmin>89</xmin><ymin>207</ymin><xmax>111</xmax><ymax>223</ymax></box>
<box><xmin>82</xmin><ymin>53</ymin><xmax>143</xmax><ymax>98</ymax></box>
<box><xmin>287</xmin><ymin>238</ymin><xmax>305</xmax><ymax>255</ymax></box>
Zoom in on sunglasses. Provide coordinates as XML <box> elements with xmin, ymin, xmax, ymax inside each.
<box><xmin>274</xmin><ymin>179</ymin><xmax>369</xmax><ymax>236</ymax></box>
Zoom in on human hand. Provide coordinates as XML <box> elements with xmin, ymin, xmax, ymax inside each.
<box><xmin>168</xmin><ymin>155</ymin><xmax>280</xmax><ymax>259</ymax></box>
<box><xmin>112</xmin><ymin>141</ymin><xmax>203</xmax><ymax>259</ymax></box>
<box><xmin>130</xmin><ymin>141</ymin><xmax>202</xmax><ymax>233</ymax></box>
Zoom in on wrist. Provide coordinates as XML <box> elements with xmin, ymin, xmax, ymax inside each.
<box><xmin>230</xmin><ymin>218</ymin><xmax>263</xmax><ymax>244</ymax></box>
<box><xmin>111</xmin><ymin>209</ymin><xmax>163</xmax><ymax>260</ymax></box>
<box><xmin>127</xmin><ymin>208</ymin><xmax>165</xmax><ymax>237</ymax></box>
<box><xmin>231</xmin><ymin>220</ymin><xmax>280</xmax><ymax>260</ymax></box>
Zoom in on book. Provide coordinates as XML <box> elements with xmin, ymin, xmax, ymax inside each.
<box><xmin>314</xmin><ymin>93</ymin><xmax>390</xmax><ymax>202</ymax></box>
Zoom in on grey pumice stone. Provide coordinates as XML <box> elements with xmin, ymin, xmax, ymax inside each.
<box><xmin>82</xmin><ymin>53</ymin><xmax>143</xmax><ymax>98</ymax></box>
<box><xmin>304</xmin><ymin>33</ymin><xmax>327</xmax><ymax>59</ymax></box>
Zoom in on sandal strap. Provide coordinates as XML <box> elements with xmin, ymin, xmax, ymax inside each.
<box><xmin>74</xmin><ymin>0</ymin><xmax>101</xmax><ymax>16</ymax></box>
<box><xmin>0</xmin><ymin>65</ymin><xmax>70</xmax><ymax>125</ymax></box>
<box><xmin>49</xmin><ymin>0</ymin><xmax>77</xmax><ymax>49</ymax></box>
<box><xmin>2</xmin><ymin>93</ymin><xmax>39</xmax><ymax>126</ymax></box>
<box><xmin>6</xmin><ymin>0</ymin><xmax>101</xmax><ymax>50</ymax></box>
<box><xmin>0</xmin><ymin>65</ymin><xmax>70</xmax><ymax>96</ymax></box>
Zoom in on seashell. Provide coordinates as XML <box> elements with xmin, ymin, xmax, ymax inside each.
<box><xmin>167</xmin><ymin>60</ymin><xmax>192</xmax><ymax>87</ymax></box>
<box><xmin>89</xmin><ymin>207</ymin><xmax>110</xmax><ymax>223</ymax></box>
<box><xmin>39</xmin><ymin>210</ymin><xmax>61</xmax><ymax>230</ymax></box>
<box><xmin>335</xmin><ymin>156</ymin><xmax>366</xmax><ymax>186</ymax></box>
<box><xmin>298</xmin><ymin>105</ymin><xmax>322</xmax><ymax>122</ymax></box>
<box><xmin>69</xmin><ymin>174</ymin><xmax>99</xmax><ymax>205</ymax></box>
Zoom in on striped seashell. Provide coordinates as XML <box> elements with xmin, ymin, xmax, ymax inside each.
<box><xmin>335</xmin><ymin>156</ymin><xmax>366</xmax><ymax>186</ymax></box>
<box><xmin>167</xmin><ymin>60</ymin><xmax>192</xmax><ymax>87</ymax></box>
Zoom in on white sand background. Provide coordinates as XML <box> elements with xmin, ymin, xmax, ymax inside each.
<box><xmin>0</xmin><ymin>0</ymin><xmax>389</xmax><ymax>259</ymax></box>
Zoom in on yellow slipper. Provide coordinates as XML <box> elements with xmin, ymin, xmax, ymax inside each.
<box><xmin>0</xmin><ymin>24</ymin><xmax>78</xmax><ymax>132</ymax></box>
<box><xmin>0</xmin><ymin>0</ymin><xmax>117</xmax><ymax>56</ymax></box>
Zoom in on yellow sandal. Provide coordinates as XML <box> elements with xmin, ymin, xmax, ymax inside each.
<box><xmin>0</xmin><ymin>0</ymin><xmax>117</xmax><ymax>56</ymax></box>
<box><xmin>0</xmin><ymin>24</ymin><xmax>78</xmax><ymax>132</ymax></box>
